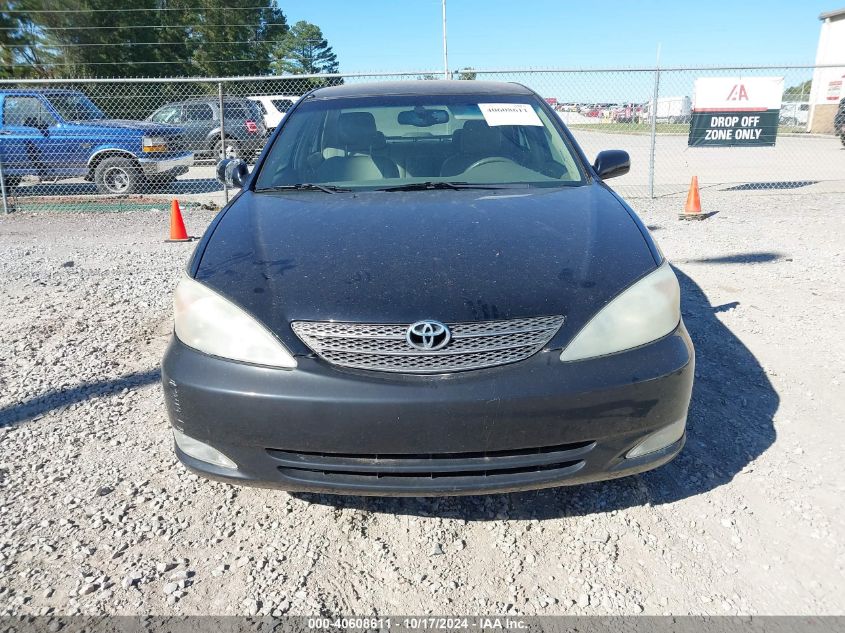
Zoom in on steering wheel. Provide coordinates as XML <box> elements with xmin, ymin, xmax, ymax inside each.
<box><xmin>465</xmin><ymin>156</ymin><xmax>517</xmax><ymax>171</ymax></box>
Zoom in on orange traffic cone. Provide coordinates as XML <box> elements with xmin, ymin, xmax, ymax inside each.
<box><xmin>679</xmin><ymin>176</ymin><xmax>708</xmax><ymax>220</ymax></box>
<box><xmin>684</xmin><ymin>176</ymin><xmax>701</xmax><ymax>213</ymax></box>
<box><xmin>166</xmin><ymin>199</ymin><xmax>191</xmax><ymax>242</ymax></box>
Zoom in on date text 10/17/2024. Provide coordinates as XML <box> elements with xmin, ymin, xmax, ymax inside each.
<box><xmin>306</xmin><ymin>618</ymin><xmax>528</xmax><ymax>631</ymax></box>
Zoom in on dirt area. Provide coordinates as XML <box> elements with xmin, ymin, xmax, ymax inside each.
<box><xmin>0</xmin><ymin>190</ymin><xmax>843</xmax><ymax>616</ymax></box>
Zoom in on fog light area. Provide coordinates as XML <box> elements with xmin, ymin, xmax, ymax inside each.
<box><xmin>626</xmin><ymin>417</ymin><xmax>687</xmax><ymax>459</ymax></box>
<box><xmin>173</xmin><ymin>429</ymin><xmax>238</xmax><ymax>469</ymax></box>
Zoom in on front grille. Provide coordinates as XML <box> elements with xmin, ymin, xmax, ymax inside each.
<box><xmin>291</xmin><ymin>315</ymin><xmax>564</xmax><ymax>374</ymax></box>
<box><xmin>266</xmin><ymin>440</ymin><xmax>594</xmax><ymax>489</ymax></box>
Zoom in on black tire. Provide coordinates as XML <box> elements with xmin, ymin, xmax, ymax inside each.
<box><xmin>94</xmin><ymin>156</ymin><xmax>141</xmax><ymax>195</ymax></box>
<box><xmin>214</xmin><ymin>138</ymin><xmax>241</xmax><ymax>160</ymax></box>
<box><xmin>840</xmin><ymin>134</ymin><xmax>845</xmax><ymax>147</ymax></box>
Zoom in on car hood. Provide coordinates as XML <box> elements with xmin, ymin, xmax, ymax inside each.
<box><xmin>194</xmin><ymin>184</ymin><xmax>658</xmax><ymax>354</ymax></box>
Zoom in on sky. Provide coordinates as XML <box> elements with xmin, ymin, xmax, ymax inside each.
<box><xmin>282</xmin><ymin>0</ymin><xmax>836</xmax><ymax>73</ymax></box>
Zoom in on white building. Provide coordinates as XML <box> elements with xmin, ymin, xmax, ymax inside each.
<box><xmin>808</xmin><ymin>7</ymin><xmax>845</xmax><ymax>133</ymax></box>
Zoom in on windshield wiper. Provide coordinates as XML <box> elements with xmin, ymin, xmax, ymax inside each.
<box><xmin>376</xmin><ymin>181</ymin><xmax>513</xmax><ymax>192</ymax></box>
<box><xmin>256</xmin><ymin>183</ymin><xmax>351</xmax><ymax>194</ymax></box>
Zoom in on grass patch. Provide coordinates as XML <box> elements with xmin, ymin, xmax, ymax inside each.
<box><xmin>569</xmin><ymin>122</ymin><xmax>810</xmax><ymax>136</ymax></box>
<box><xmin>8</xmin><ymin>197</ymin><xmax>172</xmax><ymax>214</ymax></box>
<box><xmin>568</xmin><ymin>122</ymin><xmax>689</xmax><ymax>135</ymax></box>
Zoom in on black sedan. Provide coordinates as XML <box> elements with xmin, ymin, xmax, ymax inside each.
<box><xmin>162</xmin><ymin>81</ymin><xmax>694</xmax><ymax>496</ymax></box>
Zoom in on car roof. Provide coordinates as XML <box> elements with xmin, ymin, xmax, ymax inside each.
<box><xmin>0</xmin><ymin>89</ymin><xmax>86</xmax><ymax>96</ymax></box>
<box><xmin>307</xmin><ymin>80</ymin><xmax>535</xmax><ymax>100</ymax></box>
<box><xmin>167</xmin><ymin>97</ymin><xmax>255</xmax><ymax>106</ymax></box>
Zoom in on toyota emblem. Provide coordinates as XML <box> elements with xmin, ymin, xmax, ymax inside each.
<box><xmin>406</xmin><ymin>320</ymin><xmax>451</xmax><ymax>351</ymax></box>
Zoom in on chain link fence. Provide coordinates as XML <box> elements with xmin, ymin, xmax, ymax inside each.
<box><xmin>0</xmin><ymin>65</ymin><xmax>843</xmax><ymax>214</ymax></box>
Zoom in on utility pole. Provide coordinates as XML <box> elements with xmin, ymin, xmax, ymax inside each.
<box><xmin>442</xmin><ymin>0</ymin><xmax>449</xmax><ymax>80</ymax></box>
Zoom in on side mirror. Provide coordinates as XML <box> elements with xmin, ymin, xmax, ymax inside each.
<box><xmin>593</xmin><ymin>150</ymin><xmax>630</xmax><ymax>180</ymax></box>
<box><xmin>216</xmin><ymin>158</ymin><xmax>249</xmax><ymax>188</ymax></box>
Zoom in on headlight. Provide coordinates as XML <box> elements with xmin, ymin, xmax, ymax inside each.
<box><xmin>142</xmin><ymin>135</ymin><xmax>168</xmax><ymax>152</ymax></box>
<box><xmin>174</xmin><ymin>276</ymin><xmax>296</xmax><ymax>368</ymax></box>
<box><xmin>560</xmin><ymin>261</ymin><xmax>680</xmax><ymax>362</ymax></box>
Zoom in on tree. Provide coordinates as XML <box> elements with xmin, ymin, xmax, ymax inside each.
<box><xmin>18</xmin><ymin>0</ymin><xmax>189</xmax><ymax>77</ymax></box>
<box><xmin>0</xmin><ymin>2</ymin><xmax>57</xmax><ymax>78</ymax></box>
<box><xmin>0</xmin><ymin>6</ymin><xmax>27</xmax><ymax>78</ymax></box>
<box><xmin>783</xmin><ymin>79</ymin><xmax>812</xmax><ymax>102</ymax></box>
<box><xmin>189</xmin><ymin>0</ymin><xmax>288</xmax><ymax>78</ymax></box>
<box><xmin>13</xmin><ymin>0</ymin><xmax>288</xmax><ymax>79</ymax></box>
<box><xmin>457</xmin><ymin>67</ymin><xmax>477</xmax><ymax>80</ymax></box>
<box><xmin>272</xmin><ymin>21</ymin><xmax>338</xmax><ymax>75</ymax></box>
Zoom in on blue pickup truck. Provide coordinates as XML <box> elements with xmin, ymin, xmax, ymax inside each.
<box><xmin>0</xmin><ymin>89</ymin><xmax>193</xmax><ymax>195</ymax></box>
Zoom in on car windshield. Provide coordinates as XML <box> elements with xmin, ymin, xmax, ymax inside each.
<box><xmin>47</xmin><ymin>93</ymin><xmax>105</xmax><ymax>121</ymax></box>
<box><xmin>254</xmin><ymin>94</ymin><xmax>587</xmax><ymax>191</ymax></box>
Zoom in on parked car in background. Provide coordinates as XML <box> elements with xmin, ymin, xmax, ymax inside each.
<box><xmin>779</xmin><ymin>102</ymin><xmax>810</xmax><ymax>127</ymax></box>
<box><xmin>148</xmin><ymin>97</ymin><xmax>266</xmax><ymax>162</ymax></box>
<box><xmin>610</xmin><ymin>103</ymin><xmax>643</xmax><ymax>123</ymax></box>
<box><xmin>834</xmin><ymin>97</ymin><xmax>845</xmax><ymax>146</ymax></box>
<box><xmin>0</xmin><ymin>89</ymin><xmax>191</xmax><ymax>195</ymax></box>
<box><xmin>247</xmin><ymin>95</ymin><xmax>299</xmax><ymax>134</ymax></box>
<box><xmin>640</xmin><ymin>96</ymin><xmax>691</xmax><ymax>124</ymax></box>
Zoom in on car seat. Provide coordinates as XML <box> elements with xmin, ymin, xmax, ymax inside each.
<box><xmin>316</xmin><ymin>112</ymin><xmax>400</xmax><ymax>182</ymax></box>
<box><xmin>440</xmin><ymin>120</ymin><xmax>508</xmax><ymax>177</ymax></box>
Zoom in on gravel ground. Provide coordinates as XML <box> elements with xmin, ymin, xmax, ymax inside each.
<box><xmin>0</xmin><ymin>190</ymin><xmax>843</xmax><ymax>616</ymax></box>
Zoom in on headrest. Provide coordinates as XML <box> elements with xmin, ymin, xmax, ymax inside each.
<box><xmin>339</xmin><ymin>112</ymin><xmax>379</xmax><ymax>150</ymax></box>
<box><xmin>460</xmin><ymin>120</ymin><xmax>502</xmax><ymax>154</ymax></box>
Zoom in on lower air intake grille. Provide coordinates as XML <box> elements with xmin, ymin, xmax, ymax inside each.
<box><xmin>266</xmin><ymin>440</ymin><xmax>595</xmax><ymax>489</ymax></box>
<box><xmin>291</xmin><ymin>315</ymin><xmax>564</xmax><ymax>374</ymax></box>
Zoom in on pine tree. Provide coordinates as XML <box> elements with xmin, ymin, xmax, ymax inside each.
<box><xmin>1</xmin><ymin>1</ymin><xmax>57</xmax><ymax>78</ymax></box>
<box><xmin>17</xmin><ymin>0</ymin><xmax>288</xmax><ymax>78</ymax></box>
<box><xmin>272</xmin><ymin>21</ymin><xmax>338</xmax><ymax>75</ymax></box>
<box><xmin>189</xmin><ymin>0</ymin><xmax>288</xmax><ymax>77</ymax></box>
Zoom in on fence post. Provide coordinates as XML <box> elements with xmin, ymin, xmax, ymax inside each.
<box><xmin>648</xmin><ymin>64</ymin><xmax>660</xmax><ymax>199</ymax></box>
<box><xmin>218</xmin><ymin>82</ymin><xmax>229</xmax><ymax>205</ymax></box>
<box><xmin>0</xmin><ymin>155</ymin><xmax>9</xmax><ymax>215</ymax></box>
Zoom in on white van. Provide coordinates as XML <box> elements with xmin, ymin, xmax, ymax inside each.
<box><xmin>641</xmin><ymin>96</ymin><xmax>692</xmax><ymax>124</ymax></box>
<box><xmin>247</xmin><ymin>95</ymin><xmax>300</xmax><ymax>133</ymax></box>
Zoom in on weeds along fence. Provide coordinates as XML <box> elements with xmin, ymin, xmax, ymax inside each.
<box><xmin>0</xmin><ymin>65</ymin><xmax>843</xmax><ymax>214</ymax></box>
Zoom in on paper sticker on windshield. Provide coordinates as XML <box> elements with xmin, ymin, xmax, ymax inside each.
<box><xmin>478</xmin><ymin>103</ymin><xmax>543</xmax><ymax>126</ymax></box>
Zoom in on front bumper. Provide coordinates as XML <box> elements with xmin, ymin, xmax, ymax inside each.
<box><xmin>161</xmin><ymin>323</ymin><xmax>694</xmax><ymax>496</ymax></box>
<box><xmin>241</xmin><ymin>134</ymin><xmax>268</xmax><ymax>154</ymax></box>
<box><xmin>138</xmin><ymin>152</ymin><xmax>193</xmax><ymax>176</ymax></box>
